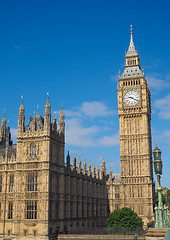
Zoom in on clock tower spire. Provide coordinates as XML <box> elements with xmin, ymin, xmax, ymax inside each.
<box><xmin>117</xmin><ymin>26</ymin><xmax>154</xmax><ymax>226</ymax></box>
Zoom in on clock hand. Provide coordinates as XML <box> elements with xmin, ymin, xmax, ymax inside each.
<box><xmin>129</xmin><ymin>96</ymin><xmax>138</xmax><ymax>101</ymax></box>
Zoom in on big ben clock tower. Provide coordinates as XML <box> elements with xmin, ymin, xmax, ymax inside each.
<box><xmin>117</xmin><ymin>26</ymin><xmax>155</xmax><ymax>225</ymax></box>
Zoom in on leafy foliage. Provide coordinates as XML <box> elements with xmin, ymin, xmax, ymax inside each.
<box><xmin>107</xmin><ymin>207</ymin><xmax>143</xmax><ymax>230</ymax></box>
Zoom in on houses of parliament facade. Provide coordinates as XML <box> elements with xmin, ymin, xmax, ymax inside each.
<box><xmin>0</xmin><ymin>29</ymin><xmax>155</xmax><ymax>239</ymax></box>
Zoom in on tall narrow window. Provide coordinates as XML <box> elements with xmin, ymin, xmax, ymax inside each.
<box><xmin>28</xmin><ymin>173</ymin><xmax>38</xmax><ymax>191</ymax></box>
<box><xmin>26</xmin><ymin>201</ymin><xmax>37</xmax><ymax>219</ymax></box>
<box><xmin>30</xmin><ymin>144</ymin><xmax>36</xmax><ymax>157</ymax></box>
<box><xmin>0</xmin><ymin>202</ymin><xmax>1</xmax><ymax>218</ymax></box>
<box><xmin>8</xmin><ymin>202</ymin><xmax>13</xmax><ymax>219</ymax></box>
<box><xmin>0</xmin><ymin>175</ymin><xmax>2</xmax><ymax>192</ymax></box>
<box><xmin>115</xmin><ymin>186</ymin><xmax>120</xmax><ymax>199</ymax></box>
<box><xmin>9</xmin><ymin>175</ymin><xmax>14</xmax><ymax>192</ymax></box>
<box><xmin>108</xmin><ymin>188</ymin><xmax>110</xmax><ymax>199</ymax></box>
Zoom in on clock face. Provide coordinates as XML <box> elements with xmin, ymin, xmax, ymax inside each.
<box><xmin>124</xmin><ymin>90</ymin><xmax>140</xmax><ymax>106</ymax></box>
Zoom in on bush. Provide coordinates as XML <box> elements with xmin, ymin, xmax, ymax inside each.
<box><xmin>107</xmin><ymin>207</ymin><xmax>143</xmax><ymax>231</ymax></box>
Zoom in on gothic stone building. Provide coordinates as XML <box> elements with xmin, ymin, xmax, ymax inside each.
<box><xmin>0</xmin><ymin>98</ymin><xmax>108</xmax><ymax>239</ymax></box>
<box><xmin>0</xmin><ymin>29</ymin><xmax>155</xmax><ymax>239</ymax></box>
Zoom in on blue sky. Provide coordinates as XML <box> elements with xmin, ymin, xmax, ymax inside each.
<box><xmin>0</xmin><ymin>0</ymin><xmax>170</xmax><ymax>188</ymax></box>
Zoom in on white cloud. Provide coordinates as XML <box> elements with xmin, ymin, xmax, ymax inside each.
<box><xmin>148</xmin><ymin>76</ymin><xmax>170</xmax><ymax>90</ymax></box>
<box><xmin>65</xmin><ymin>117</ymin><xmax>119</xmax><ymax>148</ymax></box>
<box><xmin>154</xmin><ymin>94</ymin><xmax>170</xmax><ymax>119</ymax></box>
<box><xmin>61</xmin><ymin>101</ymin><xmax>114</xmax><ymax>118</ymax></box>
<box><xmin>98</xmin><ymin>133</ymin><xmax>119</xmax><ymax>146</ymax></box>
<box><xmin>80</xmin><ymin>101</ymin><xmax>113</xmax><ymax>117</ymax></box>
<box><xmin>65</xmin><ymin>118</ymin><xmax>99</xmax><ymax>147</ymax></box>
<box><xmin>155</xmin><ymin>129</ymin><xmax>170</xmax><ymax>146</ymax></box>
<box><xmin>61</xmin><ymin>109</ymin><xmax>81</xmax><ymax>118</ymax></box>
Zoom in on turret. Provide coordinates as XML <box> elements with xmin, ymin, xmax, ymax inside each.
<box><xmin>1</xmin><ymin>110</ymin><xmax>6</xmax><ymax>139</ymax></box>
<box><xmin>83</xmin><ymin>158</ymin><xmax>87</xmax><ymax>175</ymax></box>
<box><xmin>52</xmin><ymin>111</ymin><xmax>57</xmax><ymax>132</ymax></box>
<box><xmin>100</xmin><ymin>155</ymin><xmax>106</xmax><ymax>179</ymax></box>
<box><xmin>109</xmin><ymin>167</ymin><xmax>112</xmax><ymax>181</ymax></box>
<box><xmin>58</xmin><ymin>105</ymin><xmax>65</xmax><ymax>135</ymax></box>
<box><xmin>32</xmin><ymin>112</ymin><xmax>36</xmax><ymax>131</ymax></box>
<box><xmin>44</xmin><ymin>93</ymin><xmax>51</xmax><ymax>131</ymax></box>
<box><xmin>92</xmin><ymin>164</ymin><xmax>96</xmax><ymax>178</ymax></box>
<box><xmin>5</xmin><ymin>120</ymin><xmax>13</xmax><ymax>146</ymax></box>
<box><xmin>78</xmin><ymin>156</ymin><xmax>82</xmax><ymax>173</ymax></box>
<box><xmin>73</xmin><ymin>154</ymin><xmax>76</xmax><ymax>171</ymax></box>
<box><xmin>18</xmin><ymin>97</ymin><xmax>25</xmax><ymax>134</ymax></box>
<box><xmin>36</xmin><ymin>106</ymin><xmax>41</xmax><ymax>131</ymax></box>
<box><xmin>88</xmin><ymin>161</ymin><xmax>91</xmax><ymax>177</ymax></box>
<box><xmin>96</xmin><ymin>166</ymin><xmax>100</xmax><ymax>179</ymax></box>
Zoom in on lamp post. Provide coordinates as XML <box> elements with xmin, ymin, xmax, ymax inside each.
<box><xmin>153</xmin><ymin>143</ymin><xmax>168</xmax><ymax>228</ymax></box>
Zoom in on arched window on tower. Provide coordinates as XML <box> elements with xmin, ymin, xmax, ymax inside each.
<box><xmin>30</xmin><ymin>144</ymin><xmax>37</xmax><ymax>157</ymax></box>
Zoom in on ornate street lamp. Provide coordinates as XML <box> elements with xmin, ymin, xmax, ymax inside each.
<box><xmin>153</xmin><ymin>143</ymin><xmax>169</xmax><ymax>228</ymax></box>
<box><xmin>153</xmin><ymin>143</ymin><xmax>162</xmax><ymax>187</ymax></box>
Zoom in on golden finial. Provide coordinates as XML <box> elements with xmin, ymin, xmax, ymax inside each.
<box><xmin>130</xmin><ymin>25</ymin><xmax>133</xmax><ymax>34</ymax></box>
<box><xmin>47</xmin><ymin>92</ymin><xmax>49</xmax><ymax>97</ymax></box>
<box><xmin>156</xmin><ymin>143</ymin><xmax>158</xmax><ymax>148</ymax></box>
<box><xmin>54</xmin><ymin>111</ymin><xmax>56</xmax><ymax>117</ymax></box>
<box><xmin>21</xmin><ymin>95</ymin><xmax>23</xmax><ymax>100</ymax></box>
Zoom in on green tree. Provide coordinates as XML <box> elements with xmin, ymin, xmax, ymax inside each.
<box><xmin>107</xmin><ymin>207</ymin><xmax>143</xmax><ymax>231</ymax></box>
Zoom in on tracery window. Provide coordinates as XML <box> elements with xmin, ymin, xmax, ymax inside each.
<box><xmin>30</xmin><ymin>144</ymin><xmax>36</xmax><ymax>157</ymax></box>
<box><xmin>8</xmin><ymin>202</ymin><xmax>13</xmax><ymax>219</ymax></box>
<box><xmin>9</xmin><ymin>175</ymin><xmax>14</xmax><ymax>192</ymax></box>
<box><xmin>26</xmin><ymin>201</ymin><xmax>37</xmax><ymax>219</ymax></box>
<box><xmin>115</xmin><ymin>186</ymin><xmax>120</xmax><ymax>199</ymax></box>
<box><xmin>27</xmin><ymin>173</ymin><xmax>38</xmax><ymax>191</ymax></box>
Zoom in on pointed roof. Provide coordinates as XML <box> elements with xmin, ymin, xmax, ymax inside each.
<box><xmin>45</xmin><ymin>93</ymin><xmax>51</xmax><ymax>113</ymax></box>
<box><xmin>19</xmin><ymin>96</ymin><xmax>25</xmax><ymax>113</ymax></box>
<box><xmin>1</xmin><ymin>109</ymin><xmax>6</xmax><ymax>125</ymax></box>
<box><xmin>92</xmin><ymin>163</ymin><xmax>96</xmax><ymax>172</ymax></box>
<box><xmin>36</xmin><ymin>105</ymin><xmax>40</xmax><ymax>118</ymax></box>
<box><xmin>88</xmin><ymin>161</ymin><xmax>91</xmax><ymax>170</ymax></box>
<box><xmin>102</xmin><ymin>155</ymin><xmax>106</xmax><ymax>168</ymax></box>
<box><xmin>126</xmin><ymin>25</ymin><xmax>138</xmax><ymax>57</ymax></box>
<box><xmin>78</xmin><ymin>155</ymin><xmax>82</xmax><ymax>165</ymax></box>
<box><xmin>59</xmin><ymin>104</ymin><xmax>64</xmax><ymax>121</ymax></box>
<box><xmin>119</xmin><ymin>26</ymin><xmax>144</xmax><ymax>80</ymax></box>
